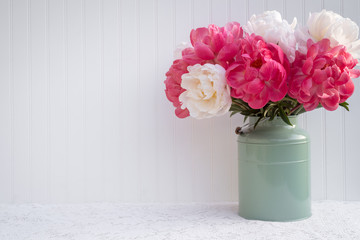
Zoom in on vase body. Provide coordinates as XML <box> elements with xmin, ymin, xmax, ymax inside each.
<box><xmin>237</xmin><ymin>116</ymin><xmax>311</xmax><ymax>221</ymax></box>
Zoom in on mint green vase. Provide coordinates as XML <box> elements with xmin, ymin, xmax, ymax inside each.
<box><xmin>237</xmin><ymin>116</ymin><xmax>311</xmax><ymax>222</ymax></box>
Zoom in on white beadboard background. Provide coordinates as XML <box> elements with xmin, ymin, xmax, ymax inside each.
<box><xmin>0</xmin><ymin>0</ymin><xmax>359</xmax><ymax>203</ymax></box>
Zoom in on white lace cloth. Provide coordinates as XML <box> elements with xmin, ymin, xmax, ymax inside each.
<box><xmin>1</xmin><ymin>201</ymin><xmax>359</xmax><ymax>240</ymax></box>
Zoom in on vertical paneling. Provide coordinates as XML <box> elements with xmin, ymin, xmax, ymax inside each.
<box><xmin>120</xmin><ymin>0</ymin><xmax>140</xmax><ymax>201</ymax></box>
<box><xmin>102</xmin><ymin>0</ymin><xmax>121</xmax><ymax>201</ymax></box>
<box><xmin>229</xmin><ymin>0</ymin><xmax>247</xmax><ymax>203</ymax></box>
<box><xmin>343</xmin><ymin>0</ymin><xmax>360</xmax><ymax>201</ymax></box>
<box><xmin>30</xmin><ymin>0</ymin><xmax>47</xmax><ymax>203</ymax></box>
<box><xmin>157</xmin><ymin>0</ymin><xmax>177</xmax><ymax>202</ymax></box>
<box><xmin>1</xmin><ymin>0</ymin><xmax>360</xmax><ymax>203</ymax></box>
<box><xmin>138</xmin><ymin>0</ymin><xmax>157</xmax><ymax>202</ymax></box>
<box><xmin>285</xmin><ymin>0</ymin><xmax>302</xmax><ymax>23</ymax></box>
<box><xmin>0</xmin><ymin>0</ymin><xmax>12</xmax><ymax>203</ymax></box>
<box><xmin>174</xmin><ymin>0</ymin><xmax>194</xmax><ymax>202</ymax></box>
<box><xmin>13</xmin><ymin>0</ymin><xmax>30</xmax><ymax>203</ymax></box>
<box><xmin>191</xmin><ymin>0</ymin><xmax>212</xmax><ymax>202</ymax></box>
<box><xmin>211</xmin><ymin>0</ymin><xmax>233</xmax><ymax>201</ymax></box>
<box><xmin>48</xmin><ymin>0</ymin><xmax>67</xmax><ymax>202</ymax></box>
<box><xmin>67</xmin><ymin>0</ymin><xmax>85</xmax><ymax>202</ymax></box>
<box><xmin>84</xmin><ymin>0</ymin><xmax>103</xmax><ymax>202</ymax></box>
<box><xmin>266</xmin><ymin>0</ymin><xmax>284</xmax><ymax>15</ymax></box>
<box><xmin>248</xmin><ymin>0</ymin><xmax>264</xmax><ymax>15</ymax></box>
<box><xmin>303</xmin><ymin>0</ymin><xmax>324</xmax><ymax>201</ymax></box>
<box><xmin>230</xmin><ymin>0</ymin><xmax>247</xmax><ymax>25</ymax></box>
<box><xmin>116</xmin><ymin>0</ymin><xmax>124</xmax><ymax>201</ymax></box>
<box><xmin>323</xmin><ymin>0</ymin><xmax>343</xmax><ymax>200</ymax></box>
<box><xmin>45</xmin><ymin>0</ymin><xmax>50</xmax><ymax>202</ymax></box>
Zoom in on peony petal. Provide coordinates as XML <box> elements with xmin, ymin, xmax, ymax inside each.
<box><xmin>268</xmin><ymin>82</ymin><xmax>287</xmax><ymax>102</ymax></box>
<box><xmin>312</xmin><ymin>69</ymin><xmax>327</xmax><ymax>84</ymax></box>
<box><xmin>217</xmin><ymin>43</ymin><xmax>239</xmax><ymax>61</ymax></box>
<box><xmin>194</xmin><ymin>42</ymin><xmax>215</xmax><ymax>60</ymax></box>
<box><xmin>320</xmin><ymin>90</ymin><xmax>340</xmax><ymax>111</ymax></box>
<box><xmin>302</xmin><ymin>58</ymin><xmax>313</xmax><ymax>75</ymax></box>
<box><xmin>288</xmin><ymin>75</ymin><xmax>305</xmax><ymax>99</ymax></box>
<box><xmin>335</xmin><ymin>54</ymin><xmax>347</xmax><ymax>69</ymax></box>
<box><xmin>231</xmin><ymin>87</ymin><xmax>245</xmax><ymax>98</ymax></box>
<box><xmin>190</xmin><ymin>27</ymin><xmax>209</xmax><ymax>46</ymax></box>
<box><xmin>299</xmin><ymin>89</ymin><xmax>312</xmax><ymax>102</ymax></box>
<box><xmin>301</xmin><ymin>76</ymin><xmax>314</xmax><ymax>94</ymax></box>
<box><xmin>336</xmin><ymin>72</ymin><xmax>351</xmax><ymax>86</ymax></box>
<box><xmin>248</xmin><ymin>88</ymin><xmax>269</xmax><ymax>109</ymax></box>
<box><xmin>347</xmin><ymin>39</ymin><xmax>360</xmax><ymax>59</ymax></box>
<box><xmin>307</xmin><ymin>43</ymin><xmax>319</xmax><ymax>59</ymax></box>
<box><xmin>303</xmin><ymin>98</ymin><xmax>320</xmax><ymax>111</ymax></box>
<box><xmin>330</xmin><ymin>65</ymin><xmax>341</xmax><ymax>79</ymax></box>
<box><xmin>259</xmin><ymin>61</ymin><xmax>274</xmax><ymax>80</ymax></box>
<box><xmin>260</xmin><ymin>61</ymin><xmax>287</xmax><ymax>89</ymax></box>
<box><xmin>338</xmin><ymin>79</ymin><xmax>355</xmax><ymax>98</ymax></box>
<box><xmin>211</xmin><ymin>33</ymin><xmax>226</xmax><ymax>53</ymax></box>
<box><xmin>316</xmin><ymin>39</ymin><xmax>331</xmax><ymax>53</ymax></box>
<box><xmin>244</xmin><ymin>67</ymin><xmax>259</xmax><ymax>82</ymax></box>
<box><xmin>350</xmin><ymin>68</ymin><xmax>360</xmax><ymax>78</ymax></box>
<box><xmin>268</xmin><ymin>43</ymin><xmax>284</xmax><ymax>64</ymax></box>
<box><xmin>175</xmin><ymin>107</ymin><xmax>190</xmax><ymax>118</ymax></box>
<box><xmin>224</xmin><ymin>22</ymin><xmax>243</xmax><ymax>40</ymax></box>
<box><xmin>313</xmin><ymin>57</ymin><xmax>327</xmax><ymax>70</ymax></box>
<box><xmin>226</xmin><ymin>63</ymin><xmax>246</xmax><ymax>88</ymax></box>
<box><xmin>246</xmin><ymin>78</ymin><xmax>265</xmax><ymax>94</ymax></box>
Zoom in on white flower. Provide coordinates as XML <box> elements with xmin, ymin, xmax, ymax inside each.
<box><xmin>244</xmin><ymin>10</ymin><xmax>297</xmax><ymax>62</ymax></box>
<box><xmin>173</xmin><ymin>42</ymin><xmax>192</xmax><ymax>60</ymax></box>
<box><xmin>179</xmin><ymin>64</ymin><xmax>232</xmax><ymax>119</ymax></box>
<box><xmin>296</xmin><ymin>10</ymin><xmax>360</xmax><ymax>58</ymax></box>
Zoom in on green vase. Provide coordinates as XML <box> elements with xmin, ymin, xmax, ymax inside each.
<box><xmin>237</xmin><ymin>116</ymin><xmax>311</xmax><ymax>222</ymax></box>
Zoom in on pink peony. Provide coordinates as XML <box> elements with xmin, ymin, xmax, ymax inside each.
<box><xmin>165</xmin><ymin>22</ymin><xmax>244</xmax><ymax>119</ymax></box>
<box><xmin>186</xmin><ymin>22</ymin><xmax>243</xmax><ymax>67</ymax></box>
<box><xmin>164</xmin><ymin>59</ymin><xmax>190</xmax><ymax>118</ymax></box>
<box><xmin>289</xmin><ymin>39</ymin><xmax>360</xmax><ymax>111</ymax></box>
<box><xmin>226</xmin><ymin>34</ymin><xmax>290</xmax><ymax>109</ymax></box>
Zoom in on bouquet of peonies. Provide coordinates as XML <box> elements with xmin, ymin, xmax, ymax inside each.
<box><xmin>164</xmin><ymin>10</ymin><xmax>360</xmax><ymax>127</ymax></box>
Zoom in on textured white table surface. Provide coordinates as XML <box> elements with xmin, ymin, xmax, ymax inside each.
<box><xmin>1</xmin><ymin>201</ymin><xmax>360</xmax><ymax>240</ymax></box>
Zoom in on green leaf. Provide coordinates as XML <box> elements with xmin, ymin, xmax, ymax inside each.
<box><xmin>229</xmin><ymin>104</ymin><xmax>242</xmax><ymax>111</ymax></box>
<box><xmin>243</xmin><ymin>115</ymin><xmax>248</xmax><ymax>123</ymax></box>
<box><xmin>278</xmin><ymin>104</ymin><xmax>292</xmax><ymax>126</ymax></box>
<box><xmin>230</xmin><ymin>111</ymin><xmax>238</xmax><ymax>117</ymax></box>
<box><xmin>269</xmin><ymin>108</ymin><xmax>278</xmax><ymax>121</ymax></box>
<box><xmin>339</xmin><ymin>102</ymin><xmax>350</xmax><ymax>111</ymax></box>
<box><xmin>283</xmin><ymin>96</ymin><xmax>298</xmax><ymax>103</ymax></box>
<box><xmin>263</xmin><ymin>107</ymin><xmax>271</xmax><ymax>118</ymax></box>
<box><xmin>297</xmin><ymin>103</ymin><xmax>322</xmax><ymax>115</ymax></box>
<box><xmin>293</xmin><ymin>105</ymin><xmax>304</xmax><ymax>115</ymax></box>
<box><xmin>253</xmin><ymin>116</ymin><xmax>263</xmax><ymax>130</ymax></box>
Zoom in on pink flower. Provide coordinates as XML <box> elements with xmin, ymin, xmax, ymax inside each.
<box><xmin>289</xmin><ymin>39</ymin><xmax>360</xmax><ymax>111</ymax></box>
<box><xmin>164</xmin><ymin>59</ymin><xmax>190</xmax><ymax>118</ymax></box>
<box><xmin>226</xmin><ymin>34</ymin><xmax>289</xmax><ymax>109</ymax></box>
<box><xmin>165</xmin><ymin>22</ymin><xmax>244</xmax><ymax>119</ymax></box>
<box><xmin>187</xmin><ymin>22</ymin><xmax>243</xmax><ymax>67</ymax></box>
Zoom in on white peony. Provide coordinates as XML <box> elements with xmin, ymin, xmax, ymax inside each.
<box><xmin>179</xmin><ymin>64</ymin><xmax>232</xmax><ymax>119</ymax></box>
<box><xmin>296</xmin><ymin>10</ymin><xmax>360</xmax><ymax>58</ymax></box>
<box><xmin>173</xmin><ymin>42</ymin><xmax>192</xmax><ymax>60</ymax></box>
<box><xmin>244</xmin><ymin>10</ymin><xmax>297</xmax><ymax>62</ymax></box>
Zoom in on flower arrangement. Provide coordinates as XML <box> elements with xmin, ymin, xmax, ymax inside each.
<box><xmin>164</xmin><ymin>10</ymin><xmax>360</xmax><ymax>127</ymax></box>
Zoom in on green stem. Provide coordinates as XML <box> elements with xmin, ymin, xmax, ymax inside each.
<box><xmin>289</xmin><ymin>104</ymin><xmax>302</xmax><ymax>115</ymax></box>
<box><xmin>232</xmin><ymin>101</ymin><xmax>246</xmax><ymax>109</ymax></box>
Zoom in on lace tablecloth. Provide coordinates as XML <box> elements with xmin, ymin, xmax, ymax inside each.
<box><xmin>1</xmin><ymin>201</ymin><xmax>359</xmax><ymax>240</ymax></box>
